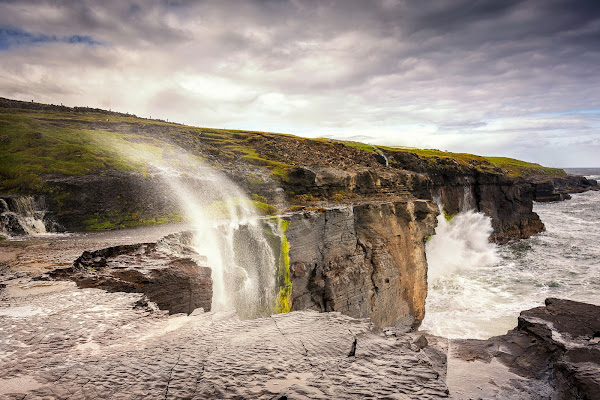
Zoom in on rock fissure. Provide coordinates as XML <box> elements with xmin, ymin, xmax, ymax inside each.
<box><xmin>164</xmin><ymin>354</ymin><xmax>181</xmax><ymax>400</ymax></box>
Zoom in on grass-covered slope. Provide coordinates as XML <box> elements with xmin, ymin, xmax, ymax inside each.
<box><xmin>1</xmin><ymin>96</ymin><xmax>570</xmax><ymax>233</ymax></box>
<box><xmin>1</xmin><ymin>97</ymin><xmax>568</xmax><ymax>197</ymax></box>
<box><xmin>0</xmin><ymin>100</ymin><xmax>296</xmax><ymax>194</ymax></box>
<box><xmin>343</xmin><ymin>141</ymin><xmax>565</xmax><ymax>177</ymax></box>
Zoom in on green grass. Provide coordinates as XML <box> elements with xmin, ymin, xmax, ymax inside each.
<box><xmin>483</xmin><ymin>156</ymin><xmax>566</xmax><ymax>177</ymax></box>
<box><xmin>336</xmin><ymin>140</ymin><xmax>566</xmax><ymax>177</ymax></box>
<box><xmin>83</xmin><ymin>211</ymin><xmax>183</xmax><ymax>231</ymax></box>
<box><xmin>0</xmin><ymin>112</ymin><xmax>154</xmax><ymax>192</ymax></box>
<box><xmin>0</xmin><ymin>106</ymin><xmax>298</xmax><ymax>194</ymax></box>
<box><xmin>1</xmin><ymin>99</ymin><xmax>566</xmax><ymax>200</ymax></box>
<box><xmin>342</xmin><ymin>141</ymin><xmax>376</xmax><ymax>153</ymax></box>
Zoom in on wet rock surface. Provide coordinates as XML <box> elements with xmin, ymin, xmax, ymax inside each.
<box><xmin>0</xmin><ymin>280</ymin><xmax>450</xmax><ymax>399</ymax></box>
<box><xmin>46</xmin><ymin>234</ymin><xmax>212</xmax><ymax>315</ymax></box>
<box><xmin>450</xmin><ymin>298</ymin><xmax>600</xmax><ymax>399</ymax></box>
<box><xmin>1</xmin><ymin>233</ymin><xmax>599</xmax><ymax>399</ymax></box>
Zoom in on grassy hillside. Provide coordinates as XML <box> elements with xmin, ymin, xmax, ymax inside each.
<box><xmin>0</xmin><ymin>101</ymin><xmax>297</xmax><ymax>193</ymax></box>
<box><xmin>342</xmin><ymin>141</ymin><xmax>565</xmax><ymax>177</ymax></box>
<box><xmin>0</xmin><ymin>97</ymin><xmax>565</xmax><ymax>197</ymax></box>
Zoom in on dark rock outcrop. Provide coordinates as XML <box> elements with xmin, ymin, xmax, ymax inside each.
<box><xmin>282</xmin><ymin>162</ymin><xmax>544</xmax><ymax>243</ymax></box>
<box><xmin>43</xmin><ymin>171</ymin><xmax>180</xmax><ymax>232</ymax></box>
<box><xmin>532</xmin><ymin>175</ymin><xmax>599</xmax><ymax>202</ymax></box>
<box><xmin>285</xmin><ymin>200</ymin><xmax>438</xmax><ymax>329</ymax></box>
<box><xmin>48</xmin><ymin>236</ymin><xmax>212</xmax><ymax>314</ymax></box>
<box><xmin>432</xmin><ymin>173</ymin><xmax>545</xmax><ymax>243</ymax></box>
<box><xmin>453</xmin><ymin>298</ymin><xmax>600</xmax><ymax>400</ymax></box>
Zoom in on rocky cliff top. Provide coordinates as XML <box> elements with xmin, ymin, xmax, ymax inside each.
<box><xmin>0</xmin><ymin>96</ymin><xmax>569</xmax><ymax>196</ymax></box>
<box><xmin>1</xmin><ymin>97</ymin><xmax>596</xmax><ymax>238</ymax></box>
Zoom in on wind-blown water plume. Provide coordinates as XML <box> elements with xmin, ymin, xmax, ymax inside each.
<box><xmin>424</xmin><ymin>189</ymin><xmax>600</xmax><ymax>339</ymax></box>
<box><xmin>100</xmin><ymin>137</ymin><xmax>287</xmax><ymax>318</ymax></box>
<box><xmin>422</xmin><ymin>208</ymin><xmax>501</xmax><ymax>338</ymax></box>
<box><xmin>426</xmin><ymin>210</ymin><xmax>499</xmax><ymax>282</ymax></box>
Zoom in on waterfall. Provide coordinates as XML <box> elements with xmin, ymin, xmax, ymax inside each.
<box><xmin>108</xmin><ymin>143</ymin><xmax>288</xmax><ymax>318</ymax></box>
<box><xmin>160</xmin><ymin>169</ymin><xmax>283</xmax><ymax>317</ymax></box>
<box><xmin>374</xmin><ymin>149</ymin><xmax>389</xmax><ymax>166</ymax></box>
<box><xmin>461</xmin><ymin>185</ymin><xmax>476</xmax><ymax>211</ymax></box>
<box><xmin>0</xmin><ymin>196</ymin><xmax>50</xmax><ymax>237</ymax></box>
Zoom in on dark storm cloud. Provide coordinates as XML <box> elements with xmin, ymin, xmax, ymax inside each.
<box><xmin>1</xmin><ymin>0</ymin><xmax>599</xmax><ymax>166</ymax></box>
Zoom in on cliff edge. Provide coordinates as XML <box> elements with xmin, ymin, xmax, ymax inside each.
<box><xmin>1</xmin><ymin>97</ymin><xmax>597</xmax><ymax>328</ymax></box>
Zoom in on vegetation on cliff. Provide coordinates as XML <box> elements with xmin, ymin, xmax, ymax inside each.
<box><xmin>0</xmin><ymin>97</ymin><xmax>570</xmax><ymax>231</ymax></box>
<box><xmin>1</xmin><ymin>98</ymin><xmax>566</xmax><ymax>193</ymax></box>
<box><xmin>343</xmin><ymin>141</ymin><xmax>564</xmax><ymax>178</ymax></box>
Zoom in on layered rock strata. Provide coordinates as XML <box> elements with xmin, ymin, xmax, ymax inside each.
<box><xmin>532</xmin><ymin>175</ymin><xmax>599</xmax><ymax>202</ymax></box>
<box><xmin>282</xmin><ymin>162</ymin><xmax>545</xmax><ymax>243</ymax></box>
<box><xmin>43</xmin><ymin>171</ymin><xmax>180</xmax><ymax>231</ymax></box>
<box><xmin>451</xmin><ymin>298</ymin><xmax>600</xmax><ymax>400</ymax></box>
<box><xmin>285</xmin><ymin>199</ymin><xmax>438</xmax><ymax>329</ymax></box>
<box><xmin>0</xmin><ymin>280</ymin><xmax>450</xmax><ymax>399</ymax></box>
<box><xmin>48</xmin><ymin>235</ymin><xmax>212</xmax><ymax>314</ymax></box>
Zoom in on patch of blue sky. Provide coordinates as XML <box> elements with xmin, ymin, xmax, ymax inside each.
<box><xmin>533</xmin><ymin>109</ymin><xmax>600</xmax><ymax>117</ymax></box>
<box><xmin>0</xmin><ymin>27</ymin><xmax>103</xmax><ymax>50</ymax></box>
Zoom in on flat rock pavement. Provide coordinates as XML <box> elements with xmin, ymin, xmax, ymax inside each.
<box><xmin>0</xmin><ymin>279</ymin><xmax>449</xmax><ymax>399</ymax></box>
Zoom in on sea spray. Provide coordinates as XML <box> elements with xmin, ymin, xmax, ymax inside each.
<box><xmin>423</xmin><ymin>189</ymin><xmax>600</xmax><ymax>339</ymax></box>
<box><xmin>421</xmin><ymin>209</ymin><xmax>502</xmax><ymax>338</ymax></box>
<box><xmin>426</xmin><ymin>210</ymin><xmax>498</xmax><ymax>282</ymax></box>
<box><xmin>100</xmin><ymin>138</ymin><xmax>287</xmax><ymax>317</ymax></box>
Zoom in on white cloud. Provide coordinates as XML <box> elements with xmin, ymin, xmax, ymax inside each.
<box><xmin>1</xmin><ymin>0</ymin><xmax>599</xmax><ymax>166</ymax></box>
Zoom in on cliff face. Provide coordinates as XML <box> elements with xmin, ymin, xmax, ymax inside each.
<box><xmin>285</xmin><ymin>200</ymin><xmax>438</xmax><ymax>328</ymax></box>
<box><xmin>375</xmin><ymin>149</ymin><xmax>547</xmax><ymax>243</ymax></box>
<box><xmin>428</xmin><ymin>173</ymin><xmax>545</xmax><ymax>243</ymax></box>
<box><xmin>43</xmin><ymin>171</ymin><xmax>180</xmax><ymax>232</ymax></box>
<box><xmin>4</xmin><ymin>99</ymin><xmax>595</xmax><ymax>330</ymax></box>
<box><xmin>282</xmin><ymin>162</ymin><xmax>545</xmax><ymax>244</ymax></box>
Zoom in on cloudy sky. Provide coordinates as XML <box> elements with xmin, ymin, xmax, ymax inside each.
<box><xmin>1</xmin><ymin>0</ymin><xmax>599</xmax><ymax>167</ymax></box>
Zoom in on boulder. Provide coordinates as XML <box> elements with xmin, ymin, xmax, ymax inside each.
<box><xmin>48</xmin><ymin>235</ymin><xmax>212</xmax><ymax>314</ymax></box>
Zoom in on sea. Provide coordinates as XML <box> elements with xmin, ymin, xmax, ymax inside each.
<box><xmin>421</xmin><ymin>168</ymin><xmax>600</xmax><ymax>339</ymax></box>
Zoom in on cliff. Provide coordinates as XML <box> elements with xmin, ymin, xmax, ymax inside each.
<box><xmin>1</xmin><ymin>97</ymin><xmax>597</xmax><ymax>328</ymax></box>
<box><xmin>285</xmin><ymin>200</ymin><xmax>437</xmax><ymax>328</ymax></box>
<box><xmin>2</xmin><ymin>96</ymin><xmax>594</xmax><ymax>239</ymax></box>
<box><xmin>531</xmin><ymin>174</ymin><xmax>599</xmax><ymax>202</ymax></box>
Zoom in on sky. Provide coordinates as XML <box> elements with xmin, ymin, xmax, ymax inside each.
<box><xmin>1</xmin><ymin>0</ymin><xmax>599</xmax><ymax>167</ymax></box>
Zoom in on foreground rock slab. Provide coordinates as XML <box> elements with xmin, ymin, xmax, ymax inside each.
<box><xmin>451</xmin><ymin>298</ymin><xmax>600</xmax><ymax>400</ymax></box>
<box><xmin>47</xmin><ymin>233</ymin><xmax>212</xmax><ymax>314</ymax></box>
<box><xmin>0</xmin><ymin>281</ymin><xmax>449</xmax><ymax>399</ymax></box>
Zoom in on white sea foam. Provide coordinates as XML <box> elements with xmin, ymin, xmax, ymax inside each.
<box><xmin>422</xmin><ymin>189</ymin><xmax>600</xmax><ymax>339</ymax></box>
<box><xmin>426</xmin><ymin>210</ymin><xmax>498</xmax><ymax>282</ymax></box>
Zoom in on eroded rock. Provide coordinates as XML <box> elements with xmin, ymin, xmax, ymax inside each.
<box><xmin>48</xmin><ymin>235</ymin><xmax>212</xmax><ymax>314</ymax></box>
<box><xmin>285</xmin><ymin>200</ymin><xmax>438</xmax><ymax>329</ymax></box>
<box><xmin>0</xmin><ymin>283</ymin><xmax>450</xmax><ymax>399</ymax></box>
<box><xmin>451</xmin><ymin>298</ymin><xmax>600</xmax><ymax>400</ymax></box>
